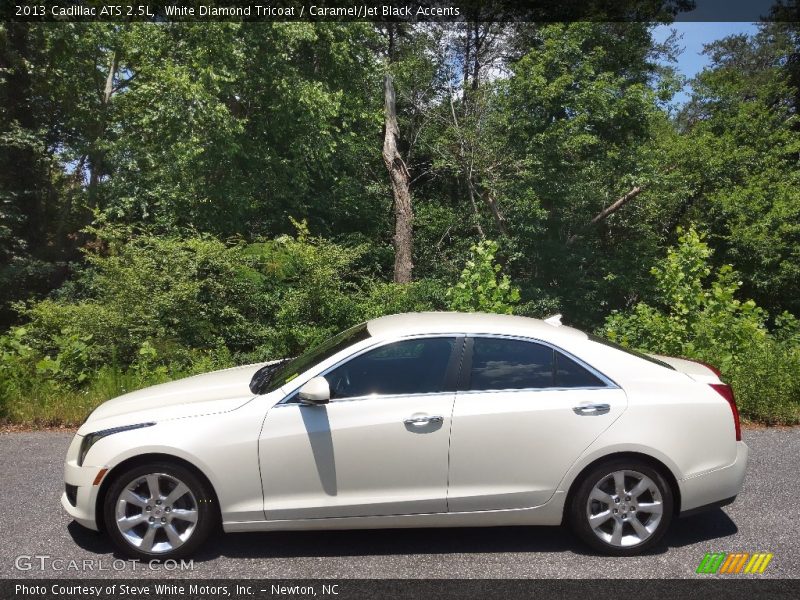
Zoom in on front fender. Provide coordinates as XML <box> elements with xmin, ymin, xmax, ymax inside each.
<box><xmin>85</xmin><ymin>402</ymin><xmax>269</xmax><ymax>524</ymax></box>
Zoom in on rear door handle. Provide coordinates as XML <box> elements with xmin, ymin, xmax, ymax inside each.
<box><xmin>572</xmin><ymin>403</ymin><xmax>611</xmax><ymax>416</ymax></box>
<box><xmin>403</xmin><ymin>415</ymin><xmax>444</xmax><ymax>425</ymax></box>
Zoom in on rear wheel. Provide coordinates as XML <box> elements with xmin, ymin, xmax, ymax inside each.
<box><xmin>569</xmin><ymin>458</ymin><xmax>673</xmax><ymax>555</ymax></box>
<box><xmin>103</xmin><ymin>462</ymin><xmax>217</xmax><ymax>560</ymax></box>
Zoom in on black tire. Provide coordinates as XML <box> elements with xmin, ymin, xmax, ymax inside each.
<box><xmin>103</xmin><ymin>461</ymin><xmax>217</xmax><ymax>560</ymax></box>
<box><xmin>568</xmin><ymin>457</ymin><xmax>674</xmax><ymax>556</ymax></box>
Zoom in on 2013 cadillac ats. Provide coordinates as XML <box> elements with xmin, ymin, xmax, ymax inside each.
<box><xmin>62</xmin><ymin>312</ymin><xmax>748</xmax><ymax>559</ymax></box>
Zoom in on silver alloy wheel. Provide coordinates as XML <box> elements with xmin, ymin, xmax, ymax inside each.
<box><xmin>115</xmin><ymin>472</ymin><xmax>199</xmax><ymax>554</ymax></box>
<box><xmin>586</xmin><ymin>469</ymin><xmax>664</xmax><ymax>547</ymax></box>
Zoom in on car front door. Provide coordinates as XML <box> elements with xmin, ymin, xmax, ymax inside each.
<box><xmin>259</xmin><ymin>336</ymin><xmax>463</xmax><ymax>520</ymax></box>
<box><xmin>447</xmin><ymin>335</ymin><xmax>627</xmax><ymax>512</ymax></box>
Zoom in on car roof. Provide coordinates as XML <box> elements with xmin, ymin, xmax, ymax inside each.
<box><xmin>365</xmin><ymin>312</ymin><xmax>588</xmax><ymax>342</ymax></box>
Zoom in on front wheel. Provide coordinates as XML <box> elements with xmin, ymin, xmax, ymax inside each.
<box><xmin>569</xmin><ymin>458</ymin><xmax>674</xmax><ymax>556</ymax></box>
<box><xmin>103</xmin><ymin>462</ymin><xmax>217</xmax><ymax>560</ymax></box>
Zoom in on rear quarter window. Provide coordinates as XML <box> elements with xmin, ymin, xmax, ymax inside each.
<box><xmin>554</xmin><ymin>352</ymin><xmax>605</xmax><ymax>388</ymax></box>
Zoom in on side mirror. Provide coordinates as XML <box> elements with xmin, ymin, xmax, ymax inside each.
<box><xmin>298</xmin><ymin>376</ymin><xmax>330</xmax><ymax>405</ymax></box>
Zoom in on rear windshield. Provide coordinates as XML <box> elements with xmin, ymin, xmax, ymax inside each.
<box><xmin>588</xmin><ymin>334</ymin><xmax>675</xmax><ymax>370</ymax></box>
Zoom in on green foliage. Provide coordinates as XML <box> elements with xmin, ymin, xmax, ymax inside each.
<box><xmin>671</xmin><ymin>25</ymin><xmax>800</xmax><ymax>318</ymax></box>
<box><xmin>0</xmin><ymin>224</ymin><xmax>446</xmax><ymax>423</ymax></box>
<box><xmin>447</xmin><ymin>240</ymin><xmax>520</xmax><ymax>314</ymax></box>
<box><xmin>603</xmin><ymin>227</ymin><xmax>800</xmax><ymax>424</ymax></box>
<box><xmin>3</xmin><ymin>21</ymin><xmax>800</xmax><ymax>427</ymax></box>
<box><xmin>605</xmin><ymin>228</ymin><xmax>767</xmax><ymax>364</ymax></box>
<box><xmin>102</xmin><ymin>23</ymin><xmax>384</xmax><ymax>239</ymax></box>
<box><xmin>494</xmin><ymin>22</ymin><xmax>668</xmax><ymax>326</ymax></box>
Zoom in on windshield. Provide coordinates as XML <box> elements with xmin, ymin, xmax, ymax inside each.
<box><xmin>250</xmin><ymin>322</ymin><xmax>371</xmax><ymax>394</ymax></box>
<box><xmin>588</xmin><ymin>334</ymin><xmax>675</xmax><ymax>371</ymax></box>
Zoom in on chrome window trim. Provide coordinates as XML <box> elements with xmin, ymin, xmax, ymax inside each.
<box><xmin>276</xmin><ymin>331</ymin><xmax>619</xmax><ymax>406</ymax></box>
<box><xmin>455</xmin><ymin>386</ymin><xmax>614</xmax><ymax>395</ymax></box>
<box><xmin>463</xmin><ymin>332</ymin><xmax>620</xmax><ymax>391</ymax></box>
<box><xmin>275</xmin><ymin>390</ymin><xmax>458</xmax><ymax>407</ymax></box>
<box><xmin>276</xmin><ymin>333</ymin><xmax>463</xmax><ymax>406</ymax></box>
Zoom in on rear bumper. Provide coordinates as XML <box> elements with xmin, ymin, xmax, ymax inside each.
<box><xmin>678</xmin><ymin>441</ymin><xmax>748</xmax><ymax>513</ymax></box>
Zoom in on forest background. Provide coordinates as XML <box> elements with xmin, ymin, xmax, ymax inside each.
<box><xmin>2</xmin><ymin>13</ymin><xmax>799</xmax><ymax>425</ymax></box>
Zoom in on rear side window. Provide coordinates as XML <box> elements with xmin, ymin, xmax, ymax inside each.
<box><xmin>325</xmin><ymin>337</ymin><xmax>458</xmax><ymax>399</ymax></box>
<box><xmin>467</xmin><ymin>337</ymin><xmax>607</xmax><ymax>391</ymax></box>
<box><xmin>469</xmin><ymin>338</ymin><xmax>554</xmax><ymax>390</ymax></box>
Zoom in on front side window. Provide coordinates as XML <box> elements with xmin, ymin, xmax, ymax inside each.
<box><xmin>325</xmin><ymin>337</ymin><xmax>458</xmax><ymax>399</ymax></box>
<box><xmin>253</xmin><ymin>323</ymin><xmax>371</xmax><ymax>394</ymax></box>
<box><xmin>468</xmin><ymin>337</ymin><xmax>606</xmax><ymax>391</ymax></box>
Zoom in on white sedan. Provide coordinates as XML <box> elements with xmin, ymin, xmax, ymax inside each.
<box><xmin>62</xmin><ymin>312</ymin><xmax>748</xmax><ymax>558</ymax></box>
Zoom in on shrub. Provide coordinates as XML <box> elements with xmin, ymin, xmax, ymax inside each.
<box><xmin>447</xmin><ymin>240</ymin><xmax>520</xmax><ymax>314</ymax></box>
<box><xmin>602</xmin><ymin>226</ymin><xmax>799</xmax><ymax>424</ymax></box>
<box><xmin>0</xmin><ymin>222</ymin><xmax>449</xmax><ymax>424</ymax></box>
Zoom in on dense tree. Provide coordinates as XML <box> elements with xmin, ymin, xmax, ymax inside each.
<box><xmin>486</xmin><ymin>22</ymin><xmax>673</xmax><ymax>324</ymax></box>
<box><xmin>669</xmin><ymin>24</ymin><xmax>800</xmax><ymax>318</ymax></box>
<box><xmin>1</xmin><ymin>20</ymin><xmax>799</xmax><ymax>424</ymax></box>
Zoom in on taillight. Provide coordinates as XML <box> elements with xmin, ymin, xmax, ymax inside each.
<box><xmin>710</xmin><ymin>383</ymin><xmax>741</xmax><ymax>441</ymax></box>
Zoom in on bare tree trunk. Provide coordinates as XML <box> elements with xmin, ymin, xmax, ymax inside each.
<box><xmin>382</xmin><ymin>73</ymin><xmax>414</xmax><ymax>283</ymax></box>
<box><xmin>480</xmin><ymin>185</ymin><xmax>508</xmax><ymax>235</ymax></box>
<box><xmin>88</xmin><ymin>50</ymin><xmax>118</xmax><ymax>208</ymax></box>
<box><xmin>463</xmin><ymin>26</ymin><xmax>471</xmax><ymax>91</ymax></box>
<box><xmin>466</xmin><ymin>181</ymin><xmax>486</xmax><ymax>239</ymax></box>
<box><xmin>471</xmin><ymin>22</ymin><xmax>481</xmax><ymax>91</ymax></box>
<box><xmin>566</xmin><ymin>185</ymin><xmax>643</xmax><ymax>246</ymax></box>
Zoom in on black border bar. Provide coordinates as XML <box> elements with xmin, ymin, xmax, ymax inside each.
<box><xmin>4</xmin><ymin>579</ymin><xmax>800</xmax><ymax>600</ymax></box>
<box><xmin>3</xmin><ymin>1</ymin><xmax>799</xmax><ymax>23</ymax></box>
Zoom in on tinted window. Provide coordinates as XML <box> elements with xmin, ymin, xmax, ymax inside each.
<box><xmin>554</xmin><ymin>352</ymin><xmax>605</xmax><ymax>388</ymax></box>
<box><xmin>469</xmin><ymin>338</ymin><xmax>554</xmax><ymax>391</ymax></box>
<box><xmin>256</xmin><ymin>323</ymin><xmax>371</xmax><ymax>394</ymax></box>
<box><xmin>325</xmin><ymin>337</ymin><xmax>458</xmax><ymax>398</ymax></box>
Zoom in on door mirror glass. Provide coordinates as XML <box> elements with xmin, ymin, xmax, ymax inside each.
<box><xmin>298</xmin><ymin>376</ymin><xmax>331</xmax><ymax>404</ymax></box>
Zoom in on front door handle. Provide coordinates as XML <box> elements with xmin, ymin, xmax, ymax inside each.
<box><xmin>403</xmin><ymin>415</ymin><xmax>444</xmax><ymax>426</ymax></box>
<box><xmin>572</xmin><ymin>403</ymin><xmax>611</xmax><ymax>416</ymax></box>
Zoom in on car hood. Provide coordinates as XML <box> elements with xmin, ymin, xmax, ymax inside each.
<box><xmin>79</xmin><ymin>362</ymin><xmax>270</xmax><ymax>433</ymax></box>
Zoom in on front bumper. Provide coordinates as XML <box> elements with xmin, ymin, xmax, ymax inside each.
<box><xmin>678</xmin><ymin>441</ymin><xmax>749</xmax><ymax>513</ymax></box>
<box><xmin>61</xmin><ymin>434</ymin><xmax>105</xmax><ymax>531</ymax></box>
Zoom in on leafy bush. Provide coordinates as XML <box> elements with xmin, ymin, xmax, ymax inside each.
<box><xmin>447</xmin><ymin>240</ymin><xmax>520</xmax><ymax>314</ymax></box>
<box><xmin>602</xmin><ymin>227</ymin><xmax>800</xmax><ymax>424</ymax></box>
<box><xmin>0</xmin><ymin>223</ymin><xmax>448</xmax><ymax>424</ymax></box>
<box><xmin>8</xmin><ymin>222</ymin><xmax>795</xmax><ymax>427</ymax></box>
<box><xmin>239</xmin><ymin>221</ymin><xmax>445</xmax><ymax>359</ymax></box>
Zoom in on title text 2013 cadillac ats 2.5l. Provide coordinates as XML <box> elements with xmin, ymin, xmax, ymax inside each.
<box><xmin>62</xmin><ymin>312</ymin><xmax>748</xmax><ymax>558</ymax></box>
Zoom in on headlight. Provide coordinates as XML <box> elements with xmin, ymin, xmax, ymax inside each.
<box><xmin>78</xmin><ymin>423</ymin><xmax>155</xmax><ymax>466</ymax></box>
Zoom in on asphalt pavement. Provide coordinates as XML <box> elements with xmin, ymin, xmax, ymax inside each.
<box><xmin>1</xmin><ymin>428</ymin><xmax>798</xmax><ymax>579</ymax></box>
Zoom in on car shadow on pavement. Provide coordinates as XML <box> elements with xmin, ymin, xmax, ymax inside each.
<box><xmin>664</xmin><ymin>510</ymin><xmax>739</xmax><ymax>548</ymax></box>
<box><xmin>67</xmin><ymin>509</ymin><xmax>738</xmax><ymax>561</ymax></box>
<box><xmin>67</xmin><ymin>521</ymin><xmax>115</xmax><ymax>554</ymax></box>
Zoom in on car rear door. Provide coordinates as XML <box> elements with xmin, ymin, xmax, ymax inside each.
<box><xmin>447</xmin><ymin>335</ymin><xmax>627</xmax><ymax>512</ymax></box>
<box><xmin>260</xmin><ymin>336</ymin><xmax>463</xmax><ymax>520</ymax></box>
